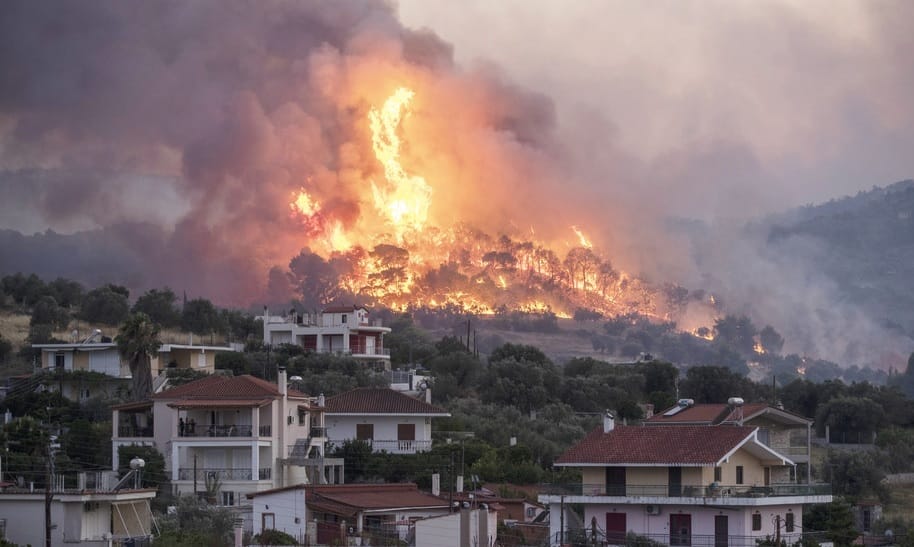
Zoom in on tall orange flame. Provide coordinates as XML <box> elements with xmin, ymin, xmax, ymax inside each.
<box><xmin>369</xmin><ymin>87</ymin><xmax>432</xmax><ymax>238</ymax></box>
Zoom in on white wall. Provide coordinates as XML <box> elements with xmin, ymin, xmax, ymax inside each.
<box><xmin>251</xmin><ymin>489</ymin><xmax>307</xmax><ymax>538</ymax></box>
<box><xmin>327</xmin><ymin>416</ymin><xmax>431</xmax><ymax>442</ymax></box>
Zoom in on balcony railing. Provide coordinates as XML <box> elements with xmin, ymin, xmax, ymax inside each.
<box><xmin>556</xmin><ymin>530</ymin><xmax>829</xmax><ymax>547</ymax></box>
<box><xmin>310</xmin><ymin>426</ymin><xmax>327</xmax><ymax>438</ymax></box>
<box><xmin>178</xmin><ymin>425</ymin><xmax>253</xmax><ymax>437</ymax></box>
<box><xmin>307</xmin><ymin>347</ymin><xmax>391</xmax><ymax>357</ymax></box>
<box><xmin>328</xmin><ymin>439</ymin><xmax>432</xmax><ymax>453</ymax></box>
<box><xmin>117</xmin><ymin>425</ymin><xmax>153</xmax><ymax>438</ymax></box>
<box><xmin>259</xmin><ymin>425</ymin><xmax>272</xmax><ymax>437</ymax></box>
<box><xmin>177</xmin><ymin>467</ymin><xmax>272</xmax><ymax>481</ymax></box>
<box><xmin>541</xmin><ymin>482</ymin><xmax>831</xmax><ymax>498</ymax></box>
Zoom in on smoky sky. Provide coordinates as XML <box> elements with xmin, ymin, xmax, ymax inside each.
<box><xmin>0</xmin><ymin>0</ymin><xmax>912</xmax><ymax>366</ymax></box>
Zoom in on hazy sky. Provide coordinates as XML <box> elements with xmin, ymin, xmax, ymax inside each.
<box><xmin>399</xmin><ymin>0</ymin><xmax>914</xmax><ymax>217</ymax></box>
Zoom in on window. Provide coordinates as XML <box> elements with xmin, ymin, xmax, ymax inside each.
<box><xmin>714</xmin><ymin>466</ymin><xmax>722</xmax><ymax>482</ymax></box>
<box><xmin>356</xmin><ymin>423</ymin><xmax>374</xmax><ymax>440</ymax></box>
<box><xmin>341</xmin><ymin>314</ymin><xmax>347</xmax><ymax>324</ymax></box>
<box><xmin>736</xmin><ymin>466</ymin><xmax>744</xmax><ymax>485</ymax></box>
<box><xmin>262</xmin><ymin>513</ymin><xmax>275</xmax><ymax>531</ymax></box>
<box><xmin>222</xmin><ymin>491</ymin><xmax>235</xmax><ymax>506</ymax></box>
<box><xmin>752</xmin><ymin>513</ymin><xmax>761</xmax><ymax>531</ymax></box>
<box><xmin>862</xmin><ymin>509</ymin><xmax>871</xmax><ymax>532</ymax></box>
<box><xmin>54</xmin><ymin>353</ymin><xmax>65</xmax><ymax>369</ymax></box>
<box><xmin>785</xmin><ymin>512</ymin><xmax>795</xmax><ymax>533</ymax></box>
<box><xmin>298</xmin><ymin>408</ymin><xmax>307</xmax><ymax>426</ymax></box>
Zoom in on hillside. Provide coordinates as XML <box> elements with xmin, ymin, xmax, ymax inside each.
<box><xmin>767</xmin><ymin>180</ymin><xmax>914</xmax><ymax>338</ymax></box>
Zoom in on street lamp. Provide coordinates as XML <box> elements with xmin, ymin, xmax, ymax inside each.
<box><xmin>129</xmin><ymin>457</ymin><xmax>145</xmax><ymax>489</ymax></box>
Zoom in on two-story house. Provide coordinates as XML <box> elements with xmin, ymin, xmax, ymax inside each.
<box><xmin>261</xmin><ymin>306</ymin><xmax>392</xmax><ymax>368</ymax></box>
<box><xmin>540</xmin><ymin>413</ymin><xmax>831</xmax><ymax>547</ymax></box>
<box><xmin>645</xmin><ymin>399</ymin><xmax>814</xmax><ymax>482</ymax></box>
<box><xmin>111</xmin><ymin>368</ymin><xmax>342</xmax><ymax>516</ymax></box>
<box><xmin>324</xmin><ymin>387</ymin><xmax>450</xmax><ymax>454</ymax></box>
<box><xmin>34</xmin><ymin>338</ymin><xmax>238</xmax><ymax>400</ymax></box>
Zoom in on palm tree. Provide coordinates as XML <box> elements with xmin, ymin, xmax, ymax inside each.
<box><xmin>116</xmin><ymin>312</ymin><xmax>161</xmax><ymax>400</ymax></box>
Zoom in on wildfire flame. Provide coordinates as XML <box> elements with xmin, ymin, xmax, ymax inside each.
<box><xmin>571</xmin><ymin>225</ymin><xmax>593</xmax><ymax>248</ymax></box>
<box><xmin>753</xmin><ymin>341</ymin><xmax>766</xmax><ymax>355</ymax></box>
<box><xmin>369</xmin><ymin>87</ymin><xmax>432</xmax><ymax>238</ymax></box>
<box><xmin>286</xmin><ymin>87</ymin><xmax>664</xmax><ymax>321</ymax></box>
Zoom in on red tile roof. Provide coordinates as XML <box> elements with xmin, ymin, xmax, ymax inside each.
<box><xmin>324</xmin><ymin>388</ymin><xmax>449</xmax><ymax>415</ymax></box>
<box><xmin>555</xmin><ymin>425</ymin><xmax>757</xmax><ymax>466</ymax></box>
<box><xmin>152</xmin><ymin>374</ymin><xmax>308</xmax><ymax>401</ymax></box>
<box><xmin>646</xmin><ymin>403</ymin><xmax>810</xmax><ymax>425</ymax></box>
<box><xmin>249</xmin><ymin>483</ymin><xmax>448</xmax><ymax>515</ymax></box>
<box><xmin>167</xmin><ymin>399</ymin><xmax>273</xmax><ymax>409</ymax></box>
<box><xmin>323</xmin><ymin>305</ymin><xmax>367</xmax><ymax>313</ymax></box>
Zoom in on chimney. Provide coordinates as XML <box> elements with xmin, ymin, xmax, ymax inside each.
<box><xmin>431</xmin><ymin>473</ymin><xmax>440</xmax><ymax>496</ymax></box>
<box><xmin>318</xmin><ymin>393</ymin><xmax>325</xmax><ymax>407</ymax></box>
<box><xmin>456</xmin><ymin>475</ymin><xmax>464</xmax><ymax>493</ymax></box>
<box><xmin>603</xmin><ymin>410</ymin><xmax>615</xmax><ymax>433</ymax></box>
<box><xmin>425</xmin><ymin>387</ymin><xmax>432</xmax><ymax>404</ymax></box>
<box><xmin>278</xmin><ymin>365</ymin><xmax>287</xmax><ymax>396</ymax></box>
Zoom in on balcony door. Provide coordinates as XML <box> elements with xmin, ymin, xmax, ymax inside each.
<box><xmin>669</xmin><ymin>513</ymin><xmax>691</xmax><ymax>546</ymax></box>
<box><xmin>356</xmin><ymin>423</ymin><xmax>374</xmax><ymax>442</ymax></box>
<box><xmin>605</xmin><ymin>467</ymin><xmax>626</xmax><ymax>496</ymax></box>
<box><xmin>668</xmin><ymin>467</ymin><xmax>682</xmax><ymax>496</ymax></box>
<box><xmin>398</xmin><ymin>423</ymin><xmax>415</xmax><ymax>451</ymax></box>
<box><xmin>605</xmin><ymin>512</ymin><xmax>626</xmax><ymax>543</ymax></box>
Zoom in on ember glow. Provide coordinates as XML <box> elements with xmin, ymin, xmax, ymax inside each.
<box><xmin>287</xmin><ymin>87</ymin><xmax>663</xmax><ymax>319</ymax></box>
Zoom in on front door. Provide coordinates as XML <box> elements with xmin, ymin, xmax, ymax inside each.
<box><xmin>605</xmin><ymin>467</ymin><xmax>626</xmax><ymax>496</ymax></box>
<box><xmin>397</xmin><ymin>423</ymin><xmax>415</xmax><ymax>452</ymax></box>
<box><xmin>669</xmin><ymin>514</ymin><xmax>691</xmax><ymax>546</ymax></box>
<box><xmin>714</xmin><ymin>515</ymin><xmax>728</xmax><ymax>547</ymax></box>
<box><xmin>605</xmin><ymin>512</ymin><xmax>626</xmax><ymax>544</ymax></box>
<box><xmin>668</xmin><ymin>467</ymin><xmax>682</xmax><ymax>496</ymax></box>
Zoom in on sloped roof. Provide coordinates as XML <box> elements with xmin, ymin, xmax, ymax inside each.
<box><xmin>248</xmin><ymin>483</ymin><xmax>448</xmax><ymax>514</ymax></box>
<box><xmin>555</xmin><ymin>425</ymin><xmax>759</xmax><ymax>466</ymax></box>
<box><xmin>324</xmin><ymin>387</ymin><xmax>449</xmax><ymax>416</ymax></box>
<box><xmin>646</xmin><ymin>403</ymin><xmax>811</xmax><ymax>425</ymax></box>
<box><xmin>323</xmin><ymin>305</ymin><xmax>367</xmax><ymax>313</ymax></box>
<box><xmin>151</xmin><ymin>374</ymin><xmax>307</xmax><ymax>401</ymax></box>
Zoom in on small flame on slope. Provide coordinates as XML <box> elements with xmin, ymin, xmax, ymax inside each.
<box><xmin>571</xmin><ymin>225</ymin><xmax>593</xmax><ymax>248</ymax></box>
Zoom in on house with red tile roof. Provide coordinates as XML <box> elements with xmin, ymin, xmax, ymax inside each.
<box><xmin>645</xmin><ymin>399</ymin><xmax>814</xmax><ymax>483</ymax></box>
<box><xmin>324</xmin><ymin>387</ymin><xmax>451</xmax><ymax>454</ymax></box>
<box><xmin>247</xmin><ymin>483</ymin><xmax>458</xmax><ymax>544</ymax></box>
<box><xmin>260</xmin><ymin>305</ymin><xmax>392</xmax><ymax>367</ymax></box>
<box><xmin>111</xmin><ymin>367</ymin><xmax>342</xmax><ymax>530</ymax></box>
<box><xmin>539</xmin><ymin>413</ymin><xmax>831</xmax><ymax>547</ymax></box>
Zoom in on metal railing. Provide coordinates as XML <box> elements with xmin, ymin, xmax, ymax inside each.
<box><xmin>555</xmin><ymin>529</ymin><xmax>829</xmax><ymax>547</ymax></box>
<box><xmin>258</xmin><ymin>425</ymin><xmax>272</xmax><ymax>437</ymax></box>
<box><xmin>328</xmin><ymin>439</ymin><xmax>432</xmax><ymax>453</ymax></box>
<box><xmin>541</xmin><ymin>482</ymin><xmax>831</xmax><ymax>498</ymax></box>
<box><xmin>117</xmin><ymin>425</ymin><xmax>153</xmax><ymax>438</ymax></box>
<box><xmin>178</xmin><ymin>424</ymin><xmax>253</xmax><ymax>437</ymax></box>
<box><xmin>307</xmin><ymin>347</ymin><xmax>391</xmax><ymax>356</ymax></box>
<box><xmin>310</xmin><ymin>426</ymin><xmax>327</xmax><ymax>438</ymax></box>
<box><xmin>177</xmin><ymin>467</ymin><xmax>272</xmax><ymax>481</ymax></box>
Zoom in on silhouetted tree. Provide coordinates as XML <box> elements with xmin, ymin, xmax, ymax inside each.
<box><xmin>116</xmin><ymin>312</ymin><xmax>161</xmax><ymax>400</ymax></box>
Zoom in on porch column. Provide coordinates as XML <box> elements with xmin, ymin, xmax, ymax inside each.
<box><xmin>251</xmin><ymin>442</ymin><xmax>259</xmax><ymax>482</ymax></box>
<box><xmin>252</xmin><ymin>407</ymin><xmax>260</xmax><ymax>438</ymax></box>
<box><xmin>171</xmin><ymin>443</ymin><xmax>180</xmax><ymax>481</ymax></box>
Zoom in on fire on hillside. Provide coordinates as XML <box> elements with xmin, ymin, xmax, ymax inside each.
<box><xmin>286</xmin><ymin>87</ymin><xmax>712</xmax><ymax>328</ymax></box>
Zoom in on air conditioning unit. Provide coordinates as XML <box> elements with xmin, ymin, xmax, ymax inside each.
<box><xmin>645</xmin><ymin>505</ymin><xmax>661</xmax><ymax>516</ymax></box>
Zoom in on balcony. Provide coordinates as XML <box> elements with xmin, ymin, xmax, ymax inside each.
<box><xmin>177</xmin><ymin>467</ymin><xmax>272</xmax><ymax>481</ymax></box>
<box><xmin>310</xmin><ymin>426</ymin><xmax>327</xmax><ymax>438</ymax></box>
<box><xmin>307</xmin><ymin>347</ymin><xmax>391</xmax><ymax>357</ymax></box>
<box><xmin>258</xmin><ymin>425</ymin><xmax>272</xmax><ymax>437</ymax></box>
<box><xmin>556</xmin><ymin>530</ymin><xmax>829</xmax><ymax>547</ymax></box>
<box><xmin>117</xmin><ymin>425</ymin><xmax>153</xmax><ymax>438</ymax></box>
<box><xmin>178</xmin><ymin>425</ymin><xmax>253</xmax><ymax>438</ymax></box>
<box><xmin>329</xmin><ymin>439</ymin><xmax>432</xmax><ymax>454</ymax></box>
<box><xmin>541</xmin><ymin>482</ymin><xmax>831</xmax><ymax>499</ymax></box>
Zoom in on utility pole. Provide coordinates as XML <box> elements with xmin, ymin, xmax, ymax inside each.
<box><xmin>448</xmin><ymin>452</ymin><xmax>454</xmax><ymax>512</ymax></box>
<box><xmin>775</xmin><ymin>514</ymin><xmax>781</xmax><ymax>545</ymax></box>
<box><xmin>45</xmin><ymin>434</ymin><xmax>59</xmax><ymax>547</ymax></box>
<box><xmin>193</xmin><ymin>454</ymin><xmax>198</xmax><ymax>494</ymax></box>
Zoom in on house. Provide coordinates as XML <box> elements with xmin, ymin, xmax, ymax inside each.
<box><xmin>248</xmin><ymin>483</ymin><xmax>454</xmax><ymax>544</ymax></box>
<box><xmin>32</xmin><ymin>337</ymin><xmax>239</xmax><ymax>401</ymax></box>
<box><xmin>261</xmin><ymin>305</ymin><xmax>392</xmax><ymax>368</ymax></box>
<box><xmin>539</xmin><ymin>413</ymin><xmax>832</xmax><ymax>547</ymax></box>
<box><xmin>110</xmin><ymin>368</ymin><xmax>343</xmax><ymax>521</ymax></box>
<box><xmin>0</xmin><ymin>472</ymin><xmax>156</xmax><ymax>546</ymax></box>
<box><xmin>324</xmin><ymin>387</ymin><xmax>450</xmax><ymax>454</ymax></box>
<box><xmin>414</xmin><ymin>506</ymin><xmax>499</xmax><ymax>547</ymax></box>
<box><xmin>645</xmin><ymin>399</ymin><xmax>814</xmax><ymax>482</ymax></box>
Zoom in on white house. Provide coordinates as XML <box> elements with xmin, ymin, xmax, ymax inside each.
<box><xmin>0</xmin><ymin>475</ymin><xmax>155</xmax><ymax>546</ymax></box>
<box><xmin>539</xmin><ymin>413</ymin><xmax>832</xmax><ymax>547</ymax></box>
<box><xmin>324</xmin><ymin>387</ymin><xmax>450</xmax><ymax>454</ymax></box>
<box><xmin>248</xmin><ymin>483</ymin><xmax>453</xmax><ymax>544</ymax></box>
<box><xmin>261</xmin><ymin>306</ymin><xmax>392</xmax><ymax>368</ymax></box>
<box><xmin>415</xmin><ymin>507</ymin><xmax>499</xmax><ymax>547</ymax></box>
<box><xmin>110</xmin><ymin>368</ymin><xmax>343</xmax><ymax>524</ymax></box>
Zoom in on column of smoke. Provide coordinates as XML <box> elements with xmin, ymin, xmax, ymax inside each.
<box><xmin>0</xmin><ymin>0</ymin><xmax>909</xmax><ymax>368</ymax></box>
